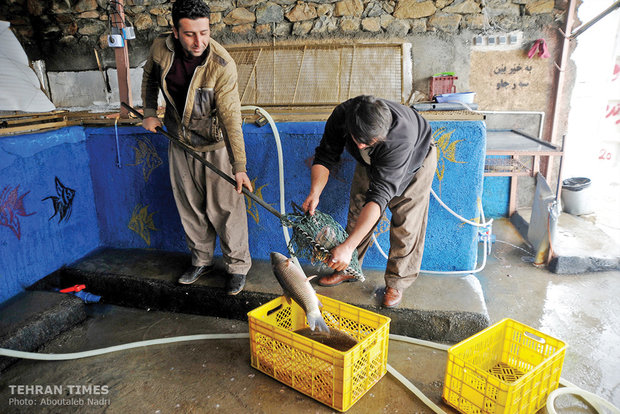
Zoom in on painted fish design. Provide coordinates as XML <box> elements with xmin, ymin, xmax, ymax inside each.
<box><xmin>129</xmin><ymin>136</ymin><xmax>162</xmax><ymax>182</ymax></box>
<box><xmin>294</xmin><ymin>327</ymin><xmax>358</xmax><ymax>352</ymax></box>
<box><xmin>42</xmin><ymin>177</ymin><xmax>75</xmax><ymax>223</ymax></box>
<box><xmin>270</xmin><ymin>251</ymin><xmax>329</xmax><ymax>333</ymax></box>
<box><xmin>0</xmin><ymin>185</ymin><xmax>36</xmax><ymax>240</ymax></box>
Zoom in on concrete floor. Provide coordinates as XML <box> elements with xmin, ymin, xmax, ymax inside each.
<box><xmin>1</xmin><ymin>218</ymin><xmax>619</xmax><ymax>413</ymax></box>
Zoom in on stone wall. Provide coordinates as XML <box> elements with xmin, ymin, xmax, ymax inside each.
<box><xmin>1</xmin><ymin>0</ymin><xmax>564</xmax><ymax>73</ymax></box>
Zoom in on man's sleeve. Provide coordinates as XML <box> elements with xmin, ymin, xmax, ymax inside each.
<box><xmin>312</xmin><ymin>105</ymin><xmax>347</xmax><ymax>171</ymax></box>
<box><xmin>215</xmin><ymin>61</ymin><xmax>246</xmax><ymax>174</ymax></box>
<box><xmin>141</xmin><ymin>42</ymin><xmax>161</xmax><ymax>119</ymax></box>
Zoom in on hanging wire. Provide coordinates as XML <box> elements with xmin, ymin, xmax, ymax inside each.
<box><xmin>107</xmin><ymin>0</ymin><xmax>127</xmax><ymax>28</ymax></box>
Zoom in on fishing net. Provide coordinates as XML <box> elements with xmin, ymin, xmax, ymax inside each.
<box><xmin>282</xmin><ymin>203</ymin><xmax>365</xmax><ymax>282</ymax></box>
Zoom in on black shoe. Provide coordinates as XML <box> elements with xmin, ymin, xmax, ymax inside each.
<box><xmin>226</xmin><ymin>273</ymin><xmax>246</xmax><ymax>295</ymax></box>
<box><xmin>178</xmin><ymin>265</ymin><xmax>214</xmax><ymax>285</ymax></box>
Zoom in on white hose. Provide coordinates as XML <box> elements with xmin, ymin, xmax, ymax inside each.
<box><xmin>430</xmin><ymin>188</ymin><xmax>491</xmax><ymax>228</ymax></box>
<box><xmin>2</xmin><ymin>332</ymin><xmax>618</xmax><ymax>413</ymax></box>
<box><xmin>389</xmin><ymin>333</ymin><xmax>451</xmax><ymax>351</ymax></box>
<box><xmin>372</xmin><ymin>189</ymin><xmax>493</xmax><ymax>275</ymax></box>
<box><xmin>387</xmin><ymin>334</ymin><xmax>450</xmax><ymax>413</ymax></box>
<box><xmin>386</xmin><ymin>363</ymin><xmax>448</xmax><ymax>414</ymax></box>
<box><xmin>4</xmin><ymin>108</ymin><xmax>611</xmax><ymax>413</ymax></box>
<box><xmin>546</xmin><ymin>385</ymin><xmax>620</xmax><ymax>414</ymax></box>
<box><xmin>241</xmin><ymin>105</ymin><xmax>303</xmax><ymax>270</ymax></box>
<box><xmin>0</xmin><ymin>333</ymin><xmax>249</xmax><ymax>361</ymax></box>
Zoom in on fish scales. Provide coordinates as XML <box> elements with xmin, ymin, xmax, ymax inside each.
<box><xmin>270</xmin><ymin>252</ymin><xmax>329</xmax><ymax>333</ymax></box>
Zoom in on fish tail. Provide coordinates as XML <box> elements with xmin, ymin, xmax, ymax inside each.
<box><xmin>307</xmin><ymin>311</ymin><xmax>330</xmax><ymax>333</ymax></box>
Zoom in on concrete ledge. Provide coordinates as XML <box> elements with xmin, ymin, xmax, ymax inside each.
<box><xmin>0</xmin><ymin>291</ymin><xmax>86</xmax><ymax>371</ymax></box>
<box><xmin>32</xmin><ymin>247</ymin><xmax>490</xmax><ymax>342</ymax></box>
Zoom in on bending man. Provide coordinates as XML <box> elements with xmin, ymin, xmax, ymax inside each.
<box><xmin>302</xmin><ymin>95</ymin><xmax>437</xmax><ymax>308</ymax></box>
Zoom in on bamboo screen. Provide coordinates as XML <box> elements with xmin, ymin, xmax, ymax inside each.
<box><xmin>228</xmin><ymin>43</ymin><xmax>408</xmax><ymax>106</ymax></box>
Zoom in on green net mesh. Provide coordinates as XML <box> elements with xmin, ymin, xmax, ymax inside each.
<box><xmin>281</xmin><ymin>203</ymin><xmax>365</xmax><ymax>281</ymax></box>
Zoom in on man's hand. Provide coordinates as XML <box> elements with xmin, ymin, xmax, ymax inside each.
<box><xmin>234</xmin><ymin>172</ymin><xmax>253</xmax><ymax>194</ymax></box>
<box><xmin>327</xmin><ymin>242</ymin><xmax>355</xmax><ymax>272</ymax></box>
<box><xmin>325</xmin><ymin>201</ymin><xmax>381</xmax><ymax>272</ymax></box>
<box><xmin>301</xmin><ymin>193</ymin><xmax>320</xmax><ymax>216</ymax></box>
<box><xmin>143</xmin><ymin>116</ymin><xmax>162</xmax><ymax>133</ymax></box>
<box><xmin>302</xmin><ymin>164</ymin><xmax>330</xmax><ymax>215</ymax></box>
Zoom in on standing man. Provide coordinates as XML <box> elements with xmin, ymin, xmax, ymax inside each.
<box><xmin>302</xmin><ymin>95</ymin><xmax>437</xmax><ymax>308</ymax></box>
<box><xmin>141</xmin><ymin>0</ymin><xmax>252</xmax><ymax>295</ymax></box>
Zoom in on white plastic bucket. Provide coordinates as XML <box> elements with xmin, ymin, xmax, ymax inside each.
<box><xmin>561</xmin><ymin>177</ymin><xmax>593</xmax><ymax>215</ymax></box>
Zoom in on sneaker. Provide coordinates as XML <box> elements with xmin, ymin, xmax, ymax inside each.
<box><xmin>178</xmin><ymin>265</ymin><xmax>215</xmax><ymax>285</ymax></box>
<box><xmin>226</xmin><ymin>273</ymin><xmax>246</xmax><ymax>295</ymax></box>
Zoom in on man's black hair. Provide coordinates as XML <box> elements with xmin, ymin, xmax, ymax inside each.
<box><xmin>346</xmin><ymin>95</ymin><xmax>392</xmax><ymax>145</ymax></box>
<box><xmin>172</xmin><ymin>0</ymin><xmax>211</xmax><ymax>29</ymax></box>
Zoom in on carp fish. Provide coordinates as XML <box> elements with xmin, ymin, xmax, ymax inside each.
<box><xmin>270</xmin><ymin>251</ymin><xmax>329</xmax><ymax>333</ymax></box>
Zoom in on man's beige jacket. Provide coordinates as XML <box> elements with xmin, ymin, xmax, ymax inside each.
<box><xmin>141</xmin><ymin>34</ymin><xmax>246</xmax><ymax>174</ymax></box>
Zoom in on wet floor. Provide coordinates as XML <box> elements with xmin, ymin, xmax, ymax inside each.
<box><xmin>0</xmin><ymin>218</ymin><xmax>619</xmax><ymax>413</ymax></box>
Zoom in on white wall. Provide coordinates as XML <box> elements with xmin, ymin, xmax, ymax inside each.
<box><xmin>564</xmin><ymin>0</ymin><xmax>620</xmax><ymax>241</ymax></box>
<box><xmin>48</xmin><ymin>67</ymin><xmax>145</xmax><ymax>110</ymax></box>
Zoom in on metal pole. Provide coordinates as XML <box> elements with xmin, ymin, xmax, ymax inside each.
<box><xmin>111</xmin><ymin>0</ymin><xmax>132</xmax><ymax>118</ymax></box>
<box><xmin>570</xmin><ymin>0</ymin><xmax>620</xmax><ymax>39</ymax></box>
<box><xmin>547</xmin><ymin>0</ymin><xmax>577</xmax><ymax>175</ymax></box>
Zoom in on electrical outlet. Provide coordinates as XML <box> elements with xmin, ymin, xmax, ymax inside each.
<box><xmin>107</xmin><ymin>34</ymin><xmax>124</xmax><ymax>48</ymax></box>
<box><xmin>509</xmin><ymin>34</ymin><xmax>518</xmax><ymax>44</ymax></box>
<box><xmin>498</xmin><ymin>35</ymin><xmax>507</xmax><ymax>45</ymax></box>
<box><xmin>122</xmin><ymin>27</ymin><xmax>135</xmax><ymax>40</ymax></box>
<box><xmin>488</xmin><ymin>36</ymin><xmax>496</xmax><ymax>45</ymax></box>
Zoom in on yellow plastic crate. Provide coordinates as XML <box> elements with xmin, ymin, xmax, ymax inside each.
<box><xmin>443</xmin><ymin>318</ymin><xmax>566</xmax><ymax>414</ymax></box>
<box><xmin>247</xmin><ymin>294</ymin><xmax>390</xmax><ymax>412</ymax></box>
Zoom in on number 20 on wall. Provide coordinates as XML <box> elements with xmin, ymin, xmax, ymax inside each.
<box><xmin>599</xmin><ymin>148</ymin><xmax>613</xmax><ymax>160</ymax></box>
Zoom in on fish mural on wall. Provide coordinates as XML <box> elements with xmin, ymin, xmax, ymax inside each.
<box><xmin>371</xmin><ymin>213</ymin><xmax>390</xmax><ymax>247</ymax></box>
<box><xmin>42</xmin><ymin>177</ymin><xmax>75</xmax><ymax>223</ymax></box>
<box><xmin>0</xmin><ymin>185</ymin><xmax>36</xmax><ymax>240</ymax></box>
<box><xmin>127</xmin><ymin>136</ymin><xmax>163</xmax><ymax>182</ymax></box>
<box><xmin>128</xmin><ymin>204</ymin><xmax>158</xmax><ymax>246</ymax></box>
<box><xmin>433</xmin><ymin>127</ymin><xmax>465</xmax><ymax>196</ymax></box>
<box><xmin>244</xmin><ymin>177</ymin><xmax>274</xmax><ymax>224</ymax></box>
<box><xmin>458</xmin><ymin>197</ymin><xmax>484</xmax><ymax>228</ymax></box>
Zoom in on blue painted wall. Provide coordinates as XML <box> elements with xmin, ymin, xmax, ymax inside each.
<box><xmin>85</xmin><ymin>127</ymin><xmax>186</xmax><ymax>252</ymax></box>
<box><xmin>1</xmin><ymin>119</ymin><xmax>490</xmax><ymax>304</ymax></box>
<box><xmin>241</xmin><ymin>120</ymin><xmax>487</xmax><ymax>271</ymax></box>
<box><xmin>481</xmin><ymin>155</ymin><xmax>511</xmax><ymax>218</ymax></box>
<box><xmin>482</xmin><ymin>176</ymin><xmax>511</xmax><ymax>218</ymax></box>
<box><xmin>0</xmin><ymin>127</ymin><xmax>100</xmax><ymax>304</ymax></box>
<box><xmin>74</xmin><ymin>121</ymin><xmax>487</xmax><ymax>271</ymax></box>
<box><xmin>423</xmin><ymin>121</ymin><xmax>487</xmax><ymax>271</ymax></box>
